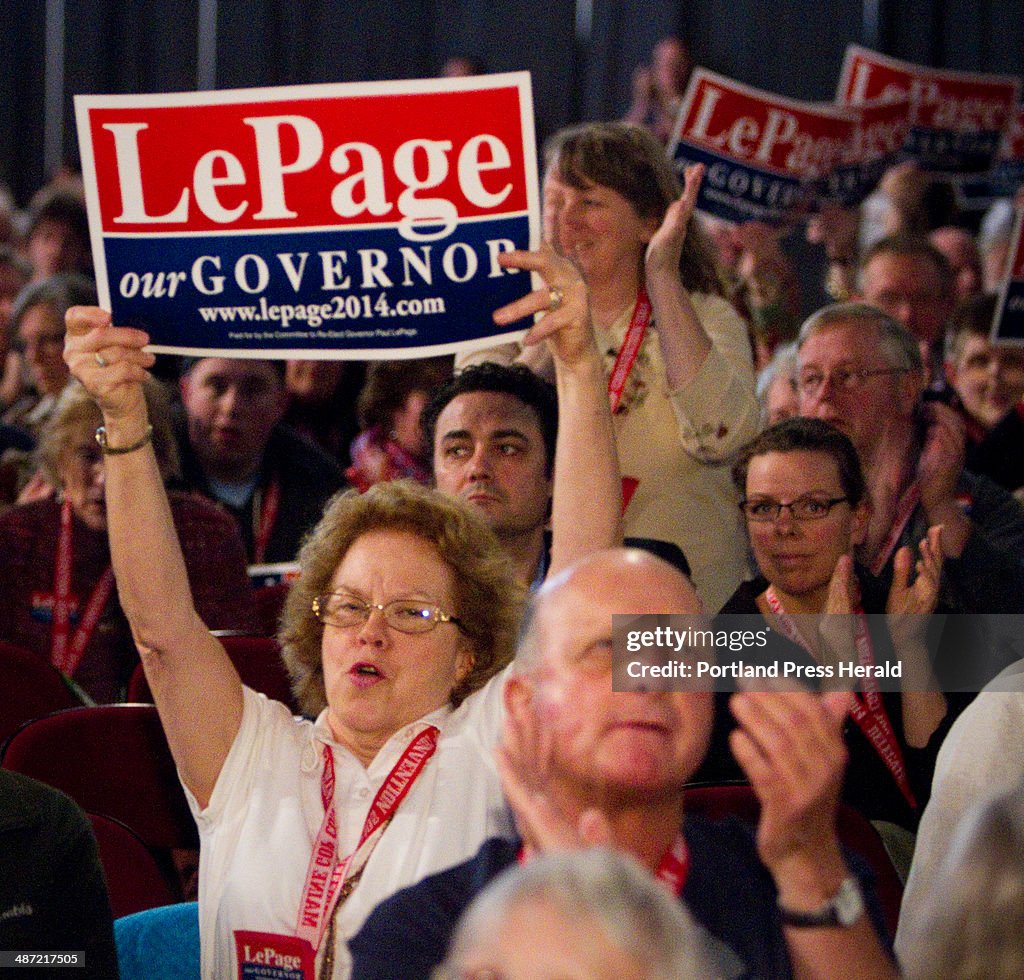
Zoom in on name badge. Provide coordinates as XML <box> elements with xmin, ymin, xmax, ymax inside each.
<box><xmin>235</xmin><ymin>931</ymin><xmax>316</xmax><ymax>980</ymax></box>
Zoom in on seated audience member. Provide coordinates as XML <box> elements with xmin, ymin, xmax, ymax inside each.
<box><xmin>797</xmin><ymin>302</ymin><xmax>1024</xmax><ymax>614</ymax></box>
<box><xmin>0</xmin><ymin>771</ymin><xmax>118</xmax><ymax>979</ymax></box>
<box><xmin>854</xmin><ymin>235</ymin><xmax>955</xmax><ymax>394</ymax></box>
<box><xmin>698</xmin><ymin>418</ymin><xmax>949</xmax><ymax>832</ymax></box>
<box><xmin>436</xmin><ymin>848</ymin><xmax>738</xmax><ymax>980</ymax></box>
<box><xmin>459</xmin><ymin>124</ymin><xmax>758</xmax><ymax>610</ymax></box>
<box><xmin>757</xmin><ymin>341</ymin><xmax>799</xmax><ymax>426</ymax></box>
<box><xmin>63</xmin><ymin>244</ymin><xmax>619</xmax><ymax>978</ymax></box>
<box><xmin>944</xmin><ymin>294</ymin><xmax>1024</xmax><ymax>494</ymax></box>
<box><xmin>24</xmin><ymin>185</ymin><xmax>93</xmax><ymax>281</ymax></box>
<box><xmin>282</xmin><ymin>359</ymin><xmax>363</xmax><ymax>465</ymax></box>
<box><xmin>351</xmin><ymin>548</ymin><xmax>897</xmax><ymax>980</ymax></box>
<box><xmin>896</xmin><ymin>658</ymin><xmax>1024</xmax><ymax>963</ymax></box>
<box><xmin>929</xmin><ymin>226</ymin><xmax>983</xmax><ymax>302</ymax></box>
<box><xmin>623</xmin><ymin>36</ymin><xmax>693</xmax><ymax>144</ymax></box>
<box><xmin>0</xmin><ymin>380</ymin><xmax>257</xmax><ymax>703</ymax></box>
<box><xmin>346</xmin><ymin>357</ymin><xmax>452</xmax><ymax>492</ymax></box>
<box><xmin>0</xmin><ymin>247</ymin><xmax>32</xmax><ymax>410</ymax></box>
<box><xmin>897</xmin><ymin>779</ymin><xmax>1024</xmax><ymax>980</ymax></box>
<box><xmin>174</xmin><ymin>356</ymin><xmax>346</xmax><ymax>564</ymax></box>
<box><xmin>705</xmin><ymin>218</ymin><xmax>802</xmax><ymax>361</ymax></box>
<box><xmin>3</xmin><ymin>273</ymin><xmax>96</xmax><ymax>437</ymax></box>
<box><xmin>439</xmin><ymin>54</ymin><xmax>486</xmax><ymax>77</ymax></box>
<box><xmin>424</xmin><ymin>358</ymin><xmax>699</xmax><ymax>590</ymax></box>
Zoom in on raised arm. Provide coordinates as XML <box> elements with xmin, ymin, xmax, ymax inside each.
<box><xmin>64</xmin><ymin>307</ymin><xmax>242</xmax><ymax>807</ymax></box>
<box><xmin>492</xmin><ymin>246</ymin><xmax>623</xmax><ymax>576</ymax></box>
<box><xmin>645</xmin><ymin>165</ymin><xmax>758</xmax><ymax>460</ymax></box>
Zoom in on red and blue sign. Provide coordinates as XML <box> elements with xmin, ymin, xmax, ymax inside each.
<box><xmin>993</xmin><ymin>209</ymin><xmax>1024</xmax><ymax>344</ymax></box>
<box><xmin>75</xmin><ymin>75</ymin><xmax>540</xmax><ymax>358</ymax></box>
<box><xmin>669</xmin><ymin>68</ymin><xmax>856</xmax><ymax>225</ymax></box>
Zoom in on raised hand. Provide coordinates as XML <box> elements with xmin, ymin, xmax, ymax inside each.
<box><xmin>645</xmin><ymin>163</ymin><xmax>703</xmax><ymax>273</ymax></box>
<box><xmin>729</xmin><ymin>686</ymin><xmax>851</xmax><ymax>882</ymax></box>
<box><xmin>887</xmin><ymin>525</ymin><xmax>943</xmax><ymax>658</ymax></box>
<box><xmin>492</xmin><ymin>243</ymin><xmax>597</xmax><ymax>369</ymax></box>
<box><xmin>63</xmin><ymin>306</ymin><xmax>154</xmax><ymax>424</ymax></box>
<box><xmin>496</xmin><ymin>694</ymin><xmax>612</xmax><ymax>858</ymax></box>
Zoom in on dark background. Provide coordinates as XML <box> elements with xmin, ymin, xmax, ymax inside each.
<box><xmin>3</xmin><ymin>0</ymin><xmax>1022</xmax><ymax>206</ymax></box>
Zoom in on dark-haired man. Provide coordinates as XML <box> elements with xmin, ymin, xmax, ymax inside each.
<box><xmin>175</xmin><ymin>356</ymin><xmax>346</xmax><ymax>564</ymax></box>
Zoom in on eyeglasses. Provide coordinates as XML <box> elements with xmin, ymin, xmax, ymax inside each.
<box><xmin>740</xmin><ymin>494</ymin><xmax>850</xmax><ymax>522</ymax></box>
<box><xmin>797</xmin><ymin>366</ymin><xmax>908</xmax><ymax>396</ymax></box>
<box><xmin>312</xmin><ymin>592</ymin><xmax>463</xmax><ymax>634</ymax></box>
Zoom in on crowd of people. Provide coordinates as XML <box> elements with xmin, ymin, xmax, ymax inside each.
<box><xmin>2</xmin><ymin>34</ymin><xmax>1024</xmax><ymax>980</ymax></box>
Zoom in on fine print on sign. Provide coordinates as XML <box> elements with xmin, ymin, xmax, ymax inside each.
<box><xmin>75</xmin><ymin>74</ymin><xmax>540</xmax><ymax>359</ymax></box>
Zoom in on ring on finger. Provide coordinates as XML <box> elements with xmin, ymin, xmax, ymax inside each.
<box><xmin>94</xmin><ymin>351</ymin><xmax>109</xmax><ymax>368</ymax></box>
<box><xmin>547</xmin><ymin>286</ymin><xmax>563</xmax><ymax>312</ymax></box>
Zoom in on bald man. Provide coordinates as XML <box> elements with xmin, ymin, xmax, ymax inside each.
<box><xmin>351</xmin><ymin>549</ymin><xmax>895</xmax><ymax>980</ymax></box>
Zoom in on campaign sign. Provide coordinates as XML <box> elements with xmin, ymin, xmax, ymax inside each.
<box><xmin>816</xmin><ymin>96</ymin><xmax>911</xmax><ymax>207</ymax></box>
<box><xmin>990</xmin><ymin>105</ymin><xmax>1024</xmax><ymax>198</ymax></box>
<box><xmin>75</xmin><ymin>75</ymin><xmax>540</xmax><ymax>358</ymax></box>
<box><xmin>838</xmin><ymin>45</ymin><xmax>1020</xmax><ymax>177</ymax></box>
<box><xmin>669</xmin><ymin>68</ymin><xmax>854</xmax><ymax>224</ymax></box>
<box><xmin>992</xmin><ymin>209</ymin><xmax>1024</xmax><ymax>343</ymax></box>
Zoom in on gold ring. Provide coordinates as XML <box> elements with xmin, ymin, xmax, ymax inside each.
<box><xmin>95</xmin><ymin>351</ymin><xmax>108</xmax><ymax>368</ymax></box>
<box><xmin>548</xmin><ymin>286</ymin><xmax>564</xmax><ymax>311</ymax></box>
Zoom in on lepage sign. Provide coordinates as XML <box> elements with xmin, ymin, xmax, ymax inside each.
<box><xmin>992</xmin><ymin>209</ymin><xmax>1024</xmax><ymax>343</ymax></box>
<box><xmin>669</xmin><ymin>68</ymin><xmax>856</xmax><ymax>224</ymax></box>
<box><xmin>838</xmin><ymin>45</ymin><xmax>1020</xmax><ymax>178</ymax></box>
<box><xmin>75</xmin><ymin>75</ymin><xmax>540</xmax><ymax>358</ymax></box>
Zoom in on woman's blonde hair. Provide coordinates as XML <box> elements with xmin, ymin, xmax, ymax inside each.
<box><xmin>279</xmin><ymin>480</ymin><xmax>524</xmax><ymax>716</ymax></box>
<box><xmin>37</xmin><ymin>378</ymin><xmax>180</xmax><ymax>487</ymax></box>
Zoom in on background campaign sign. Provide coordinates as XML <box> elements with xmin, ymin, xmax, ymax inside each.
<box><xmin>816</xmin><ymin>96</ymin><xmax>911</xmax><ymax>207</ymax></box>
<box><xmin>669</xmin><ymin>67</ymin><xmax>855</xmax><ymax>224</ymax></box>
<box><xmin>992</xmin><ymin>209</ymin><xmax>1024</xmax><ymax>343</ymax></box>
<box><xmin>838</xmin><ymin>45</ymin><xmax>1020</xmax><ymax>179</ymax></box>
<box><xmin>990</xmin><ymin>105</ymin><xmax>1024</xmax><ymax>198</ymax></box>
<box><xmin>75</xmin><ymin>74</ymin><xmax>540</xmax><ymax>358</ymax></box>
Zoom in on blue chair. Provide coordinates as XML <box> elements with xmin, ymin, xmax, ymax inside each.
<box><xmin>115</xmin><ymin>902</ymin><xmax>200</xmax><ymax>980</ymax></box>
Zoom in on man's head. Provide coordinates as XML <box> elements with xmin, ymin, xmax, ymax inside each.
<box><xmin>25</xmin><ymin>188</ymin><xmax>91</xmax><ymax>280</ymax></box>
<box><xmin>857</xmin><ymin>234</ymin><xmax>954</xmax><ymax>352</ymax></box>
<box><xmin>797</xmin><ymin>303</ymin><xmax>924</xmax><ymax>463</ymax></box>
<box><xmin>930</xmin><ymin>226</ymin><xmax>983</xmax><ymax>301</ymax></box>
<box><xmin>505</xmin><ymin>548</ymin><xmax>711</xmax><ymax>809</ymax></box>
<box><xmin>423</xmin><ymin>363</ymin><xmax>557</xmax><ymax>541</ymax></box>
<box><xmin>179</xmin><ymin>357</ymin><xmax>287</xmax><ymax>483</ymax></box>
<box><xmin>946</xmin><ymin>294</ymin><xmax>1024</xmax><ymax>431</ymax></box>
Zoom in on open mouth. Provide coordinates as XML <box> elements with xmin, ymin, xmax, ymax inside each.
<box><xmin>351</xmin><ymin>663</ymin><xmax>383</xmax><ymax>678</ymax></box>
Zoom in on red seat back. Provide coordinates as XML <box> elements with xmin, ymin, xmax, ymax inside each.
<box><xmin>685</xmin><ymin>782</ymin><xmax>903</xmax><ymax>939</ymax></box>
<box><xmin>1</xmin><ymin>704</ymin><xmax>198</xmax><ymax>850</ymax></box>
<box><xmin>88</xmin><ymin>812</ymin><xmax>179</xmax><ymax>917</ymax></box>
<box><xmin>0</xmin><ymin>639</ymin><xmax>79</xmax><ymax>748</ymax></box>
<box><xmin>127</xmin><ymin>634</ymin><xmax>298</xmax><ymax>713</ymax></box>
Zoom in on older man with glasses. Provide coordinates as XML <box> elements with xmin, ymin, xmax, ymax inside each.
<box><xmin>797</xmin><ymin>302</ymin><xmax>1024</xmax><ymax>615</ymax></box>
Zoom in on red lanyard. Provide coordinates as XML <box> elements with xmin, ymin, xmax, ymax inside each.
<box><xmin>868</xmin><ymin>482</ymin><xmax>920</xmax><ymax>577</ymax></box>
<box><xmin>607</xmin><ymin>289</ymin><xmax>653</xmax><ymax>414</ymax></box>
<box><xmin>764</xmin><ymin>587</ymin><xmax>916</xmax><ymax>809</ymax></box>
<box><xmin>252</xmin><ymin>475</ymin><xmax>281</xmax><ymax>564</ymax></box>
<box><xmin>294</xmin><ymin>725</ymin><xmax>439</xmax><ymax>950</ymax></box>
<box><xmin>50</xmin><ymin>500</ymin><xmax>115</xmax><ymax>677</ymax></box>
<box><xmin>517</xmin><ymin>832</ymin><xmax>689</xmax><ymax>896</ymax></box>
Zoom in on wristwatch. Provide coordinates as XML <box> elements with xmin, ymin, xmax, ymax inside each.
<box><xmin>778</xmin><ymin>875</ymin><xmax>865</xmax><ymax>928</ymax></box>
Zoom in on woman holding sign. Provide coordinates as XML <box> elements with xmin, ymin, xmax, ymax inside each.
<box><xmin>462</xmin><ymin>122</ymin><xmax>759</xmax><ymax>612</ymax></box>
<box><xmin>62</xmin><ymin>240</ymin><xmax>618</xmax><ymax>979</ymax></box>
